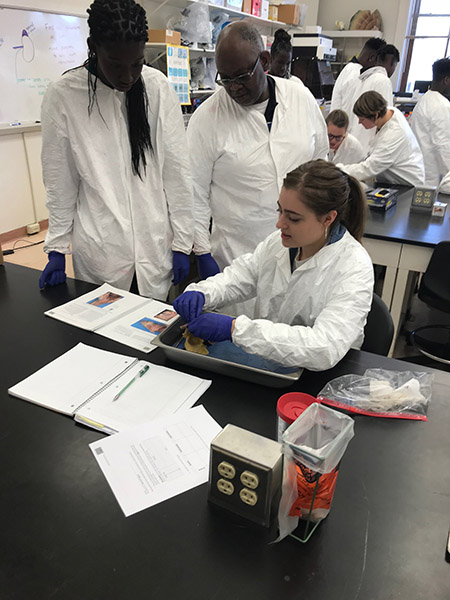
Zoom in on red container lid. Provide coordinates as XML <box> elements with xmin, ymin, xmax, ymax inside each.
<box><xmin>277</xmin><ymin>392</ymin><xmax>319</xmax><ymax>425</ymax></box>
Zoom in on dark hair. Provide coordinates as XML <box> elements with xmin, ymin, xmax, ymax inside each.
<box><xmin>326</xmin><ymin>109</ymin><xmax>349</xmax><ymax>130</ymax></box>
<box><xmin>271</xmin><ymin>29</ymin><xmax>292</xmax><ymax>57</ymax></box>
<box><xmin>377</xmin><ymin>43</ymin><xmax>400</xmax><ymax>63</ymax></box>
<box><xmin>283</xmin><ymin>160</ymin><xmax>366</xmax><ymax>242</ymax></box>
<box><xmin>432</xmin><ymin>57</ymin><xmax>450</xmax><ymax>82</ymax></box>
<box><xmin>363</xmin><ymin>37</ymin><xmax>386</xmax><ymax>52</ymax></box>
<box><xmin>87</xmin><ymin>0</ymin><xmax>151</xmax><ymax>178</ymax></box>
<box><xmin>353</xmin><ymin>90</ymin><xmax>388</xmax><ymax>119</ymax></box>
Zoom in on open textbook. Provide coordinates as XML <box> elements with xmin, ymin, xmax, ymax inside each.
<box><xmin>8</xmin><ymin>343</ymin><xmax>212</xmax><ymax>434</ymax></box>
<box><xmin>44</xmin><ymin>283</ymin><xmax>179</xmax><ymax>353</ymax></box>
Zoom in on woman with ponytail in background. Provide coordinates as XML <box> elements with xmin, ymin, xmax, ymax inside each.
<box><xmin>173</xmin><ymin>160</ymin><xmax>374</xmax><ymax>371</ymax></box>
<box><xmin>39</xmin><ymin>0</ymin><xmax>193</xmax><ymax>299</ymax></box>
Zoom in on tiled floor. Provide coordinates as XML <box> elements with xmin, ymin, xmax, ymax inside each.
<box><xmin>3</xmin><ymin>230</ymin><xmax>448</xmax><ymax>370</ymax></box>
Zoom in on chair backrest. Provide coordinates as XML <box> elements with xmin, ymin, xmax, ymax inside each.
<box><xmin>418</xmin><ymin>241</ymin><xmax>450</xmax><ymax>313</ymax></box>
<box><xmin>361</xmin><ymin>293</ymin><xmax>394</xmax><ymax>356</ymax></box>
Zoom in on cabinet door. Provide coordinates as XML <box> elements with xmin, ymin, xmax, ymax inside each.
<box><xmin>0</xmin><ymin>134</ymin><xmax>34</xmax><ymax>234</ymax></box>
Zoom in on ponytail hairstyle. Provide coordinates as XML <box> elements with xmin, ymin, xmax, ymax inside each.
<box><xmin>86</xmin><ymin>0</ymin><xmax>151</xmax><ymax>178</ymax></box>
<box><xmin>283</xmin><ymin>159</ymin><xmax>367</xmax><ymax>242</ymax></box>
<box><xmin>271</xmin><ymin>29</ymin><xmax>292</xmax><ymax>58</ymax></box>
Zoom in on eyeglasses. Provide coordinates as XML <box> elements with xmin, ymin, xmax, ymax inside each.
<box><xmin>328</xmin><ymin>133</ymin><xmax>344</xmax><ymax>142</ymax></box>
<box><xmin>215</xmin><ymin>56</ymin><xmax>260</xmax><ymax>87</ymax></box>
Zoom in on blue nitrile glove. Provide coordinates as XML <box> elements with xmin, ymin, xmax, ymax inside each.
<box><xmin>197</xmin><ymin>253</ymin><xmax>220</xmax><ymax>280</ymax></box>
<box><xmin>172</xmin><ymin>251</ymin><xmax>191</xmax><ymax>286</ymax></box>
<box><xmin>39</xmin><ymin>251</ymin><xmax>66</xmax><ymax>289</ymax></box>
<box><xmin>173</xmin><ymin>291</ymin><xmax>205</xmax><ymax>322</ymax></box>
<box><xmin>187</xmin><ymin>313</ymin><xmax>234</xmax><ymax>342</ymax></box>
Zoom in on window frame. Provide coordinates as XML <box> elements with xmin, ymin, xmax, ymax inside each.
<box><xmin>399</xmin><ymin>0</ymin><xmax>450</xmax><ymax>91</ymax></box>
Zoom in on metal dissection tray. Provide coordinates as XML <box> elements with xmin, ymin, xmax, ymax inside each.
<box><xmin>151</xmin><ymin>317</ymin><xmax>303</xmax><ymax>388</ymax></box>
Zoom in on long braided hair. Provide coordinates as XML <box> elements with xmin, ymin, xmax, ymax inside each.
<box><xmin>87</xmin><ymin>0</ymin><xmax>151</xmax><ymax>178</ymax></box>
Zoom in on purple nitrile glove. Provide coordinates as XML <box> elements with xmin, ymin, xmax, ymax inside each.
<box><xmin>173</xmin><ymin>291</ymin><xmax>205</xmax><ymax>322</ymax></box>
<box><xmin>187</xmin><ymin>313</ymin><xmax>233</xmax><ymax>342</ymax></box>
<box><xmin>172</xmin><ymin>251</ymin><xmax>190</xmax><ymax>286</ymax></box>
<box><xmin>39</xmin><ymin>251</ymin><xmax>66</xmax><ymax>289</ymax></box>
<box><xmin>197</xmin><ymin>253</ymin><xmax>220</xmax><ymax>280</ymax></box>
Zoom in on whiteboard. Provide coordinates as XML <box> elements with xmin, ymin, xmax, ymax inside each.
<box><xmin>0</xmin><ymin>7</ymin><xmax>89</xmax><ymax>123</ymax></box>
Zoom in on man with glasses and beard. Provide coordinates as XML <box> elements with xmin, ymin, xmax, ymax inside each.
<box><xmin>187</xmin><ymin>21</ymin><xmax>328</xmax><ymax>317</ymax></box>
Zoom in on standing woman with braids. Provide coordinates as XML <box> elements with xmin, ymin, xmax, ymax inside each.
<box><xmin>173</xmin><ymin>160</ymin><xmax>374</xmax><ymax>371</ymax></box>
<box><xmin>39</xmin><ymin>0</ymin><xmax>193</xmax><ymax>299</ymax></box>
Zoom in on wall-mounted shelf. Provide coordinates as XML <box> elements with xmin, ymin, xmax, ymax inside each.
<box><xmin>321</xmin><ymin>30</ymin><xmax>384</xmax><ymax>38</ymax></box>
<box><xmin>145</xmin><ymin>42</ymin><xmax>216</xmax><ymax>56</ymax></box>
<box><xmin>149</xmin><ymin>0</ymin><xmax>299</xmax><ymax>30</ymax></box>
<box><xmin>190</xmin><ymin>89</ymin><xmax>215</xmax><ymax>96</ymax></box>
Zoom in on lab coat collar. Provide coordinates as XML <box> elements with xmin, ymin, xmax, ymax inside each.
<box><xmin>277</xmin><ymin>225</ymin><xmax>348</xmax><ymax>276</ymax></box>
<box><xmin>359</xmin><ymin>66</ymin><xmax>387</xmax><ymax>82</ymax></box>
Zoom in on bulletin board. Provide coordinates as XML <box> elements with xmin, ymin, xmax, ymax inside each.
<box><xmin>0</xmin><ymin>6</ymin><xmax>89</xmax><ymax>123</ymax></box>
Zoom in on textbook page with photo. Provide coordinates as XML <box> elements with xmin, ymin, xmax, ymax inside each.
<box><xmin>44</xmin><ymin>283</ymin><xmax>180</xmax><ymax>353</ymax></box>
<box><xmin>8</xmin><ymin>343</ymin><xmax>212</xmax><ymax>435</ymax></box>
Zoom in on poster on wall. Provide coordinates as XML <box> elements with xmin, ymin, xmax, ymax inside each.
<box><xmin>166</xmin><ymin>45</ymin><xmax>190</xmax><ymax>106</ymax></box>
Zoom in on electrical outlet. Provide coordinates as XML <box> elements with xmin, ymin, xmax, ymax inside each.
<box><xmin>240</xmin><ymin>488</ymin><xmax>258</xmax><ymax>506</ymax></box>
<box><xmin>26</xmin><ymin>222</ymin><xmax>40</xmax><ymax>235</ymax></box>
<box><xmin>217</xmin><ymin>478</ymin><xmax>234</xmax><ymax>495</ymax></box>
<box><xmin>240</xmin><ymin>470</ymin><xmax>259</xmax><ymax>489</ymax></box>
<box><xmin>218</xmin><ymin>461</ymin><xmax>236</xmax><ymax>479</ymax></box>
<box><xmin>208</xmin><ymin>424</ymin><xmax>282</xmax><ymax>527</ymax></box>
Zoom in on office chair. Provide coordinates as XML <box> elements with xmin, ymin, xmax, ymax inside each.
<box><xmin>410</xmin><ymin>242</ymin><xmax>450</xmax><ymax>364</ymax></box>
<box><xmin>361</xmin><ymin>293</ymin><xmax>394</xmax><ymax>356</ymax></box>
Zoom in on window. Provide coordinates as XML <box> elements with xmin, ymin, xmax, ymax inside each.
<box><xmin>400</xmin><ymin>0</ymin><xmax>450</xmax><ymax>92</ymax></box>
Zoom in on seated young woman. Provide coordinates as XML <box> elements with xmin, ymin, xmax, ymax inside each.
<box><xmin>173</xmin><ymin>160</ymin><xmax>374</xmax><ymax>371</ymax></box>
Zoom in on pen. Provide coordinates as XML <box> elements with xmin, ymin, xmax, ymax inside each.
<box><xmin>112</xmin><ymin>364</ymin><xmax>149</xmax><ymax>402</ymax></box>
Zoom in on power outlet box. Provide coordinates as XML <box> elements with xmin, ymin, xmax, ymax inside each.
<box><xmin>208</xmin><ymin>424</ymin><xmax>283</xmax><ymax>527</ymax></box>
<box><xmin>26</xmin><ymin>222</ymin><xmax>40</xmax><ymax>235</ymax></box>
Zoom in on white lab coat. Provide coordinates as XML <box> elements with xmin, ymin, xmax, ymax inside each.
<box><xmin>439</xmin><ymin>170</ymin><xmax>450</xmax><ymax>195</ymax></box>
<box><xmin>338</xmin><ymin>107</ymin><xmax>425</xmax><ymax>187</ymax></box>
<box><xmin>410</xmin><ymin>90</ymin><xmax>450</xmax><ymax>187</ymax></box>
<box><xmin>42</xmin><ymin>65</ymin><xmax>193</xmax><ymax>300</ymax></box>
<box><xmin>330</xmin><ymin>62</ymin><xmax>361</xmax><ymax>115</ymax></box>
<box><xmin>348</xmin><ymin>66</ymin><xmax>394</xmax><ymax>154</ymax></box>
<box><xmin>328</xmin><ymin>133</ymin><xmax>366</xmax><ymax>165</ymax></box>
<box><xmin>187</xmin><ymin>77</ymin><xmax>328</xmax><ymax>267</ymax></box>
<box><xmin>186</xmin><ymin>229</ymin><xmax>374</xmax><ymax>371</ymax></box>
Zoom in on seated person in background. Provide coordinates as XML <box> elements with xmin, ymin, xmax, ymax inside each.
<box><xmin>338</xmin><ymin>91</ymin><xmax>425</xmax><ymax>187</ymax></box>
<box><xmin>410</xmin><ymin>57</ymin><xmax>450</xmax><ymax>187</ymax></box>
<box><xmin>268</xmin><ymin>29</ymin><xmax>303</xmax><ymax>85</ymax></box>
<box><xmin>326</xmin><ymin>109</ymin><xmax>365</xmax><ymax>165</ymax></box>
<box><xmin>173</xmin><ymin>160</ymin><xmax>374</xmax><ymax>372</ymax></box>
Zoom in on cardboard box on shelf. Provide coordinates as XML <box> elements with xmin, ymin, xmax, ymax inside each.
<box><xmin>225</xmin><ymin>0</ymin><xmax>243</xmax><ymax>9</ymax></box>
<box><xmin>147</xmin><ymin>29</ymin><xmax>181</xmax><ymax>44</ymax></box>
<box><xmin>241</xmin><ymin>0</ymin><xmax>252</xmax><ymax>13</ymax></box>
<box><xmin>268</xmin><ymin>5</ymin><xmax>278</xmax><ymax>20</ymax></box>
<box><xmin>261</xmin><ymin>0</ymin><xmax>269</xmax><ymax>19</ymax></box>
<box><xmin>251</xmin><ymin>0</ymin><xmax>261</xmax><ymax>17</ymax></box>
<box><xmin>277</xmin><ymin>4</ymin><xmax>300</xmax><ymax>25</ymax></box>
